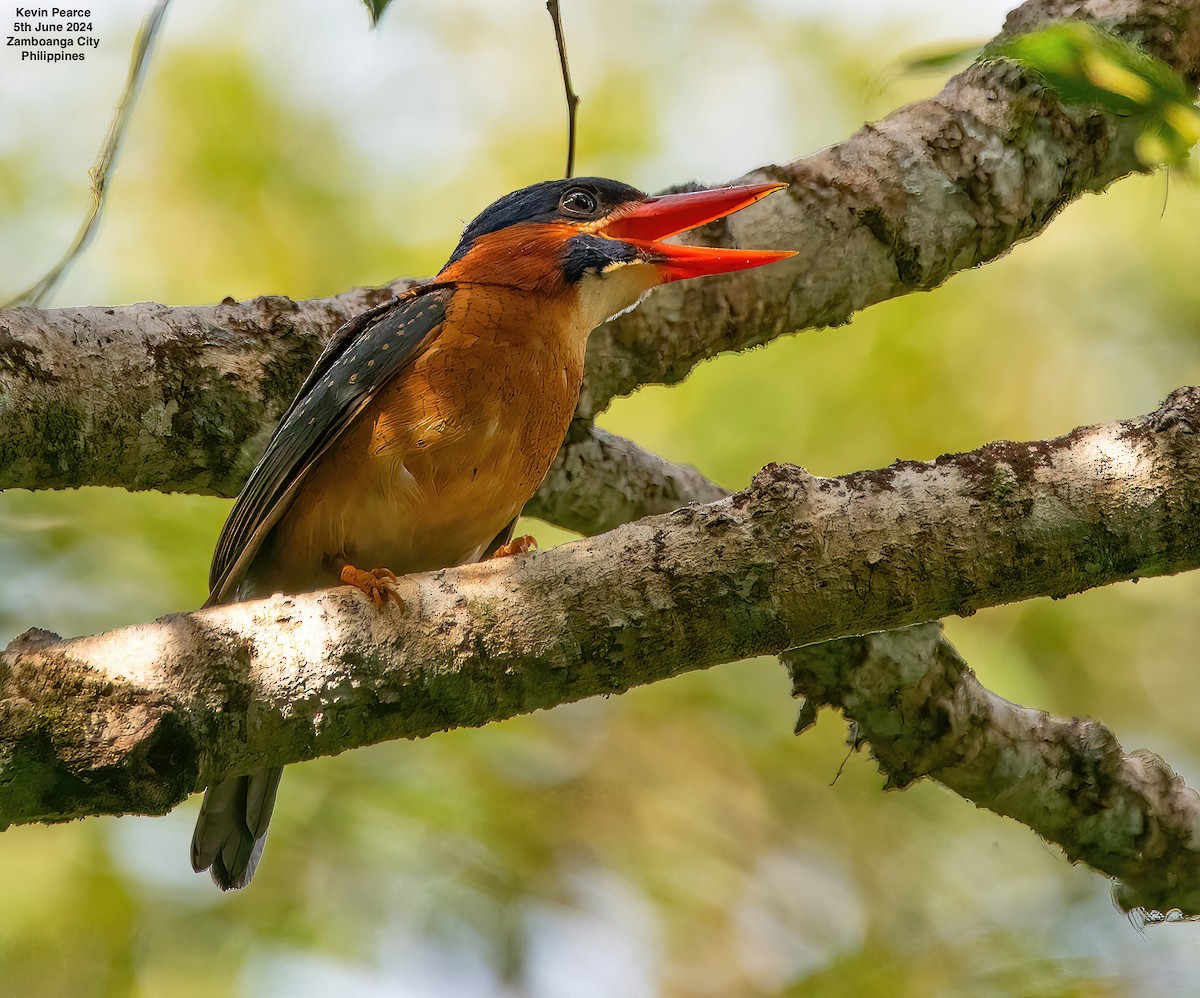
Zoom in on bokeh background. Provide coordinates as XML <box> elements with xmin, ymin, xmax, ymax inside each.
<box><xmin>3</xmin><ymin>0</ymin><xmax>1200</xmax><ymax>994</ymax></box>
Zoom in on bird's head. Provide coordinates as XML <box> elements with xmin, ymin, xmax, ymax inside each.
<box><xmin>438</xmin><ymin>177</ymin><xmax>795</xmax><ymax>331</ymax></box>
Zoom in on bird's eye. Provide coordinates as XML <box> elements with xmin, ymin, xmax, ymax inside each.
<box><xmin>559</xmin><ymin>188</ymin><xmax>598</xmax><ymax>217</ymax></box>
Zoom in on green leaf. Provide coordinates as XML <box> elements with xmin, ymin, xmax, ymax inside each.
<box><xmin>362</xmin><ymin>0</ymin><xmax>392</xmax><ymax>26</ymax></box>
<box><xmin>991</xmin><ymin>21</ymin><xmax>1200</xmax><ymax>169</ymax></box>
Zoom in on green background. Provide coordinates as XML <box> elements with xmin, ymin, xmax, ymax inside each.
<box><xmin>2</xmin><ymin>0</ymin><xmax>1199</xmax><ymax>993</ymax></box>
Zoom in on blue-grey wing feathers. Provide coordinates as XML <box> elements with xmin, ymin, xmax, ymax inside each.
<box><xmin>206</xmin><ymin>284</ymin><xmax>452</xmax><ymax>605</ymax></box>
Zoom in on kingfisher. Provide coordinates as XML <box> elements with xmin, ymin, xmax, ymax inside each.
<box><xmin>191</xmin><ymin>177</ymin><xmax>794</xmax><ymax>889</ymax></box>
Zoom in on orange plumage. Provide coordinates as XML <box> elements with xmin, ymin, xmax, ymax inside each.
<box><xmin>253</xmin><ymin>285</ymin><xmax>587</xmax><ymax>593</ymax></box>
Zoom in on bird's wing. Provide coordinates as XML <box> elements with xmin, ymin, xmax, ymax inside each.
<box><xmin>266</xmin><ymin>289</ymin><xmax>412</xmax><ymax>443</ymax></box>
<box><xmin>206</xmin><ymin>284</ymin><xmax>454</xmax><ymax>605</ymax></box>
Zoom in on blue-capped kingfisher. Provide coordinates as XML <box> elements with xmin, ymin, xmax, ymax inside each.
<box><xmin>191</xmin><ymin>177</ymin><xmax>795</xmax><ymax>889</ymax></box>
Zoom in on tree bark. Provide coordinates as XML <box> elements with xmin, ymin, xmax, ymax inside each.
<box><xmin>6</xmin><ymin>388</ymin><xmax>1200</xmax><ymax>920</ymax></box>
<box><xmin>0</xmin><ymin>0</ymin><xmax>1195</xmax><ymax>503</ymax></box>
<box><xmin>785</xmin><ymin>625</ymin><xmax>1200</xmax><ymax>917</ymax></box>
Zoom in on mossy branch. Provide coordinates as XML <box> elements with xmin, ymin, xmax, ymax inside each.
<box><xmin>1</xmin><ymin>0</ymin><xmax>1197</xmax><ymax>506</ymax></box>
<box><xmin>6</xmin><ymin>389</ymin><xmax>1200</xmax><ymax>914</ymax></box>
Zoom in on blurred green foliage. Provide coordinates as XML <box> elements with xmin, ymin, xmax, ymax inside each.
<box><xmin>4</xmin><ymin>1</ymin><xmax>1200</xmax><ymax>995</ymax></box>
<box><xmin>993</xmin><ymin>22</ymin><xmax>1200</xmax><ymax>169</ymax></box>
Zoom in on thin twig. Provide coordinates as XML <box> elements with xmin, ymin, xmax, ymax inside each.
<box><xmin>7</xmin><ymin>0</ymin><xmax>172</xmax><ymax>307</ymax></box>
<box><xmin>546</xmin><ymin>0</ymin><xmax>579</xmax><ymax>179</ymax></box>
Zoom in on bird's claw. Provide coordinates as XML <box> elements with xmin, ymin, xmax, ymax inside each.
<box><xmin>339</xmin><ymin>565</ymin><xmax>404</xmax><ymax>610</ymax></box>
<box><xmin>489</xmin><ymin>534</ymin><xmax>538</xmax><ymax>559</ymax></box>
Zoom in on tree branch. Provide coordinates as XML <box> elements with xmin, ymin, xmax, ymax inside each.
<box><xmin>526</xmin><ymin>422</ymin><xmax>727</xmax><ymax>535</ymax></box>
<box><xmin>6</xmin><ymin>389</ymin><xmax>1200</xmax><ymax>855</ymax></box>
<box><xmin>0</xmin><ymin>284</ymin><xmax>413</xmax><ymax>495</ymax></box>
<box><xmin>1</xmin><ymin>0</ymin><xmax>1195</xmax><ymax>499</ymax></box>
<box><xmin>783</xmin><ymin>624</ymin><xmax>1200</xmax><ymax>917</ymax></box>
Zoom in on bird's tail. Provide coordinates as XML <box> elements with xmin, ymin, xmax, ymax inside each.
<box><xmin>190</xmin><ymin>767</ymin><xmax>284</xmax><ymax>890</ymax></box>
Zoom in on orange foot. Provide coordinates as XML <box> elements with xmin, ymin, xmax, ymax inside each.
<box><xmin>490</xmin><ymin>535</ymin><xmax>538</xmax><ymax>559</ymax></box>
<box><xmin>339</xmin><ymin>565</ymin><xmax>404</xmax><ymax>610</ymax></box>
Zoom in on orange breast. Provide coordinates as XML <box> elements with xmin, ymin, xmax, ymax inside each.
<box><xmin>251</xmin><ymin>287</ymin><xmax>586</xmax><ymax>594</ymax></box>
